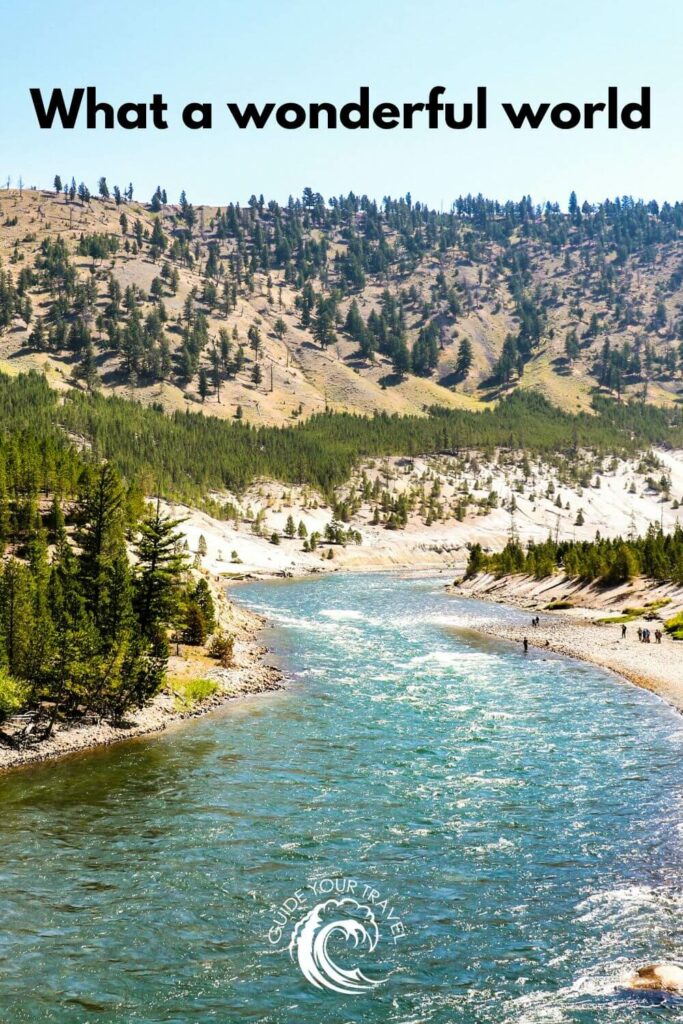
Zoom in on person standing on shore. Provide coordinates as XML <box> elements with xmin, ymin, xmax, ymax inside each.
<box><xmin>622</xmin><ymin>624</ymin><xmax>627</xmax><ymax>639</ymax></box>
<box><xmin>523</xmin><ymin>637</ymin><xmax>529</xmax><ymax>653</ymax></box>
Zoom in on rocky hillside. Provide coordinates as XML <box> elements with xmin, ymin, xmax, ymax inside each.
<box><xmin>162</xmin><ymin>444</ymin><xmax>683</xmax><ymax>577</ymax></box>
<box><xmin>1</xmin><ymin>184</ymin><xmax>683</xmax><ymax>425</ymax></box>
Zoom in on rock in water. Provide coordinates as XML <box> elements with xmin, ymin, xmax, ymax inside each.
<box><xmin>629</xmin><ymin>964</ymin><xmax>683</xmax><ymax>993</ymax></box>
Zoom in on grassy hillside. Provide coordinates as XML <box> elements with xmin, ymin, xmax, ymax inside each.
<box><xmin>2</xmin><ymin>185</ymin><xmax>683</xmax><ymax>425</ymax></box>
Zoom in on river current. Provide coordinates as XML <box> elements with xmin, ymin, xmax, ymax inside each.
<box><xmin>1</xmin><ymin>572</ymin><xmax>683</xmax><ymax>1023</ymax></box>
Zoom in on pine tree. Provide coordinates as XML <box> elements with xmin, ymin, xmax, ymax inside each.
<box><xmin>313</xmin><ymin>301</ymin><xmax>336</xmax><ymax>348</ymax></box>
<box><xmin>455</xmin><ymin>337</ymin><xmax>473</xmax><ymax>381</ymax></box>
<box><xmin>76</xmin><ymin>343</ymin><xmax>99</xmax><ymax>392</ymax></box>
<box><xmin>392</xmin><ymin>340</ymin><xmax>410</xmax><ymax>378</ymax></box>
<box><xmin>133</xmin><ymin>501</ymin><xmax>188</xmax><ymax>640</ymax></box>
<box><xmin>0</xmin><ymin>467</ymin><xmax>10</xmax><ymax>556</ymax></box>
<box><xmin>0</xmin><ymin>559</ymin><xmax>35</xmax><ymax>678</ymax></box>
<box><xmin>189</xmin><ymin>577</ymin><xmax>215</xmax><ymax>632</ymax></box>
<box><xmin>344</xmin><ymin>300</ymin><xmax>366</xmax><ymax>343</ymax></box>
<box><xmin>29</xmin><ymin>317</ymin><xmax>48</xmax><ymax>352</ymax></box>
<box><xmin>75</xmin><ymin>463</ymin><xmax>126</xmax><ymax>630</ymax></box>
<box><xmin>183</xmin><ymin>601</ymin><xmax>206</xmax><ymax>645</ymax></box>
<box><xmin>248</xmin><ymin>323</ymin><xmax>262</xmax><ymax>361</ymax></box>
<box><xmin>564</xmin><ymin>330</ymin><xmax>580</xmax><ymax>364</ymax></box>
<box><xmin>198</xmin><ymin>367</ymin><xmax>209</xmax><ymax>402</ymax></box>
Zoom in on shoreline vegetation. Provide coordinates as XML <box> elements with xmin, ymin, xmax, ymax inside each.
<box><xmin>0</xmin><ymin>578</ymin><xmax>284</xmax><ymax>772</ymax></box>
<box><xmin>452</xmin><ymin>523</ymin><xmax>683</xmax><ymax>710</ymax></box>
<box><xmin>451</xmin><ymin>570</ymin><xmax>683</xmax><ymax>712</ymax></box>
<box><xmin>7</xmin><ymin>554</ymin><xmax>683</xmax><ymax>773</ymax></box>
<box><xmin>4</xmin><ymin>553</ymin><xmax>683</xmax><ymax>770</ymax></box>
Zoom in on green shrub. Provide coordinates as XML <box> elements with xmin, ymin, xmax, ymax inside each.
<box><xmin>665</xmin><ymin>612</ymin><xmax>683</xmax><ymax>640</ymax></box>
<box><xmin>0</xmin><ymin>671</ymin><xmax>26</xmax><ymax>721</ymax></box>
<box><xmin>596</xmin><ymin>607</ymin><xmax>653</xmax><ymax>624</ymax></box>
<box><xmin>209</xmin><ymin>631</ymin><xmax>235</xmax><ymax>667</ymax></box>
<box><xmin>172</xmin><ymin>677</ymin><xmax>218</xmax><ymax>710</ymax></box>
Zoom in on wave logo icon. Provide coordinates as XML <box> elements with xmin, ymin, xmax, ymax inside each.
<box><xmin>267</xmin><ymin>877</ymin><xmax>406</xmax><ymax>994</ymax></box>
<box><xmin>289</xmin><ymin>897</ymin><xmax>382</xmax><ymax>994</ymax></box>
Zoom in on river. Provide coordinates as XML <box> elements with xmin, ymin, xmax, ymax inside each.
<box><xmin>1</xmin><ymin>572</ymin><xmax>683</xmax><ymax>1023</ymax></box>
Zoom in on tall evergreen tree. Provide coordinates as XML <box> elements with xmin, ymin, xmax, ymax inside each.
<box><xmin>133</xmin><ymin>501</ymin><xmax>188</xmax><ymax>641</ymax></box>
<box><xmin>75</xmin><ymin>463</ymin><xmax>126</xmax><ymax>630</ymax></box>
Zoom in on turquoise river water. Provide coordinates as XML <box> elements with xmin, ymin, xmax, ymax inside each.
<box><xmin>2</xmin><ymin>572</ymin><xmax>683</xmax><ymax>1023</ymax></box>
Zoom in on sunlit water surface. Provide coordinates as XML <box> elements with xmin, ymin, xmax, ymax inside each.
<box><xmin>2</xmin><ymin>572</ymin><xmax>683</xmax><ymax>1023</ymax></box>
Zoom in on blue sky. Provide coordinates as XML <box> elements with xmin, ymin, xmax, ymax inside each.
<box><xmin>1</xmin><ymin>0</ymin><xmax>682</xmax><ymax>208</ymax></box>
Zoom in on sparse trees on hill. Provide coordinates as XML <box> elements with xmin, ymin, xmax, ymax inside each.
<box><xmin>6</xmin><ymin>178</ymin><xmax>683</xmax><ymax>411</ymax></box>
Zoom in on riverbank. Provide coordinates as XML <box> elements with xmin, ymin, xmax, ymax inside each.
<box><xmin>6</xmin><ymin>560</ymin><xmax>683</xmax><ymax>773</ymax></box>
<box><xmin>452</xmin><ymin>572</ymin><xmax>683</xmax><ymax>712</ymax></box>
<box><xmin>0</xmin><ymin>581</ymin><xmax>284</xmax><ymax>773</ymax></box>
